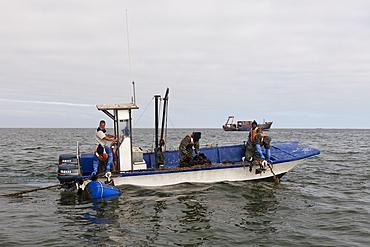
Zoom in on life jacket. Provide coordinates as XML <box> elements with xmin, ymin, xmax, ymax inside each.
<box><xmin>95</xmin><ymin>147</ymin><xmax>108</xmax><ymax>163</ymax></box>
<box><xmin>181</xmin><ymin>134</ymin><xmax>198</xmax><ymax>147</ymax></box>
<box><xmin>250</xmin><ymin>127</ymin><xmax>266</xmax><ymax>146</ymax></box>
<box><xmin>97</xmin><ymin>127</ymin><xmax>106</xmax><ymax>133</ymax></box>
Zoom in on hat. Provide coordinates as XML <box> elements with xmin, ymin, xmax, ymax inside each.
<box><xmin>252</xmin><ymin>120</ymin><xmax>258</xmax><ymax>126</ymax></box>
<box><xmin>193</xmin><ymin>132</ymin><xmax>201</xmax><ymax>140</ymax></box>
<box><xmin>97</xmin><ymin>144</ymin><xmax>104</xmax><ymax>155</ymax></box>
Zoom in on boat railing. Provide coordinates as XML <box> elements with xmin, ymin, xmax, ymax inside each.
<box><xmin>144</xmin><ymin>141</ymin><xmax>244</xmax><ymax>153</ymax></box>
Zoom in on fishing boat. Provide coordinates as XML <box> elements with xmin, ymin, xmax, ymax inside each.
<box><xmin>57</xmin><ymin>88</ymin><xmax>319</xmax><ymax>194</ymax></box>
<box><xmin>223</xmin><ymin>116</ymin><xmax>273</xmax><ymax>131</ymax></box>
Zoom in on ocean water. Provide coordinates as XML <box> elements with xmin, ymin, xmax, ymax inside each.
<box><xmin>0</xmin><ymin>128</ymin><xmax>369</xmax><ymax>246</ymax></box>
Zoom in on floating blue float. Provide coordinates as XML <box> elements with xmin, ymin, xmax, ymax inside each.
<box><xmin>83</xmin><ymin>181</ymin><xmax>121</xmax><ymax>199</ymax></box>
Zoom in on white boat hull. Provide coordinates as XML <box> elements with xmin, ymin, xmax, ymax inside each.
<box><xmin>110</xmin><ymin>159</ymin><xmax>303</xmax><ymax>187</ymax></box>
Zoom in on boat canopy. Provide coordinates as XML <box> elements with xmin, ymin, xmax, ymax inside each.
<box><xmin>96</xmin><ymin>102</ymin><xmax>140</xmax><ymax>171</ymax></box>
<box><xmin>96</xmin><ymin>103</ymin><xmax>139</xmax><ymax>111</ymax></box>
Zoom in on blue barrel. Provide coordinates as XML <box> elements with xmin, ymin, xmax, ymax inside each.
<box><xmin>83</xmin><ymin>181</ymin><xmax>121</xmax><ymax>199</ymax></box>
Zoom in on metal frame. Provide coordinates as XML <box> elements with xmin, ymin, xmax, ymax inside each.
<box><xmin>96</xmin><ymin>103</ymin><xmax>139</xmax><ymax>171</ymax></box>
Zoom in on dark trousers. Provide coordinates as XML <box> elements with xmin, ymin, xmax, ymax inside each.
<box><xmin>242</xmin><ymin>142</ymin><xmax>262</xmax><ymax>162</ymax></box>
<box><xmin>97</xmin><ymin>161</ymin><xmax>107</xmax><ymax>175</ymax></box>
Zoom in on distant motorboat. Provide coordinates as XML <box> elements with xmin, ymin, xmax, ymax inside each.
<box><xmin>223</xmin><ymin>116</ymin><xmax>273</xmax><ymax>131</ymax></box>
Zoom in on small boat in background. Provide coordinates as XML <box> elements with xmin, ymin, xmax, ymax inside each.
<box><xmin>223</xmin><ymin>116</ymin><xmax>273</xmax><ymax>131</ymax></box>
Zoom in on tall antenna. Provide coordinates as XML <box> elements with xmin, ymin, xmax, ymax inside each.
<box><xmin>126</xmin><ymin>9</ymin><xmax>135</xmax><ymax>104</ymax></box>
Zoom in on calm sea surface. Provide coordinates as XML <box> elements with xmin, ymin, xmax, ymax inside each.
<box><xmin>0</xmin><ymin>128</ymin><xmax>369</xmax><ymax>246</ymax></box>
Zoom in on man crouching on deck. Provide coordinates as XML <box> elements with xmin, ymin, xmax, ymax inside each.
<box><xmin>243</xmin><ymin>120</ymin><xmax>272</xmax><ymax>163</ymax></box>
<box><xmin>179</xmin><ymin>132</ymin><xmax>201</xmax><ymax>168</ymax></box>
<box><xmin>91</xmin><ymin>144</ymin><xmax>113</xmax><ymax>176</ymax></box>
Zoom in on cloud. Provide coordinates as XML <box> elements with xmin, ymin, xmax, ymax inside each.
<box><xmin>0</xmin><ymin>98</ymin><xmax>94</xmax><ymax>107</ymax></box>
<box><xmin>1</xmin><ymin>0</ymin><xmax>370</xmax><ymax>128</ymax></box>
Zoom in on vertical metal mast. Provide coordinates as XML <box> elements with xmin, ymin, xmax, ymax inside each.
<box><xmin>154</xmin><ymin>95</ymin><xmax>160</xmax><ymax>149</ymax></box>
<box><xmin>159</xmin><ymin>88</ymin><xmax>169</xmax><ymax>148</ymax></box>
<box><xmin>126</xmin><ymin>9</ymin><xmax>135</xmax><ymax>104</ymax></box>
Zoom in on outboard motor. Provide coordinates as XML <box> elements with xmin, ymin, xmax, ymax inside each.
<box><xmin>57</xmin><ymin>154</ymin><xmax>79</xmax><ymax>188</ymax></box>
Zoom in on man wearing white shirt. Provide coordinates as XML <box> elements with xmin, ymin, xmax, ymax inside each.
<box><xmin>95</xmin><ymin>120</ymin><xmax>117</xmax><ymax>148</ymax></box>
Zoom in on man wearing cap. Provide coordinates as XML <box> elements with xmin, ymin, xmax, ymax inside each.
<box><xmin>179</xmin><ymin>132</ymin><xmax>201</xmax><ymax>167</ymax></box>
<box><xmin>243</xmin><ymin>120</ymin><xmax>272</xmax><ymax>163</ymax></box>
<box><xmin>91</xmin><ymin>144</ymin><xmax>113</xmax><ymax>176</ymax></box>
<box><xmin>95</xmin><ymin>120</ymin><xmax>117</xmax><ymax>149</ymax></box>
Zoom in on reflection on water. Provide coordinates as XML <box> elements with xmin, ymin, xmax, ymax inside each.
<box><xmin>1</xmin><ymin>128</ymin><xmax>368</xmax><ymax>246</ymax></box>
<box><xmin>238</xmin><ymin>183</ymin><xmax>280</xmax><ymax>234</ymax></box>
<box><xmin>178</xmin><ymin>195</ymin><xmax>211</xmax><ymax>232</ymax></box>
<box><xmin>84</xmin><ymin>199</ymin><xmax>120</xmax><ymax>225</ymax></box>
<box><xmin>242</xmin><ymin>183</ymin><xmax>279</xmax><ymax>216</ymax></box>
<box><xmin>56</xmin><ymin>181</ymin><xmax>284</xmax><ymax>246</ymax></box>
<box><xmin>150</xmin><ymin>200</ymin><xmax>167</xmax><ymax>239</ymax></box>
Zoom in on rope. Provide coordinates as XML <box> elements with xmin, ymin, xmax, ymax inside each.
<box><xmin>2</xmin><ymin>159</ymin><xmax>280</xmax><ymax>197</ymax></box>
<box><xmin>1</xmin><ymin>182</ymin><xmax>71</xmax><ymax>197</ymax></box>
<box><xmin>163</xmin><ymin>98</ymin><xmax>169</xmax><ymax>165</ymax></box>
<box><xmin>267</xmin><ymin>162</ymin><xmax>280</xmax><ymax>184</ymax></box>
<box><xmin>83</xmin><ymin>181</ymin><xmax>121</xmax><ymax>199</ymax></box>
<box><xmin>0</xmin><ymin>172</ymin><xmax>106</xmax><ymax>197</ymax></box>
<box><xmin>245</xmin><ymin>159</ymin><xmax>279</xmax><ymax>184</ymax></box>
<box><xmin>167</xmin><ymin>115</ymin><xmax>182</xmax><ymax>141</ymax></box>
<box><xmin>133</xmin><ymin>97</ymin><xmax>153</xmax><ymax>127</ymax></box>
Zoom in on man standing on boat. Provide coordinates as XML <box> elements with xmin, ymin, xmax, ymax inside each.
<box><xmin>91</xmin><ymin>144</ymin><xmax>113</xmax><ymax>176</ymax></box>
<box><xmin>179</xmin><ymin>132</ymin><xmax>201</xmax><ymax>167</ymax></box>
<box><xmin>95</xmin><ymin>120</ymin><xmax>117</xmax><ymax>149</ymax></box>
<box><xmin>243</xmin><ymin>120</ymin><xmax>272</xmax><ymax>163</ymax></box>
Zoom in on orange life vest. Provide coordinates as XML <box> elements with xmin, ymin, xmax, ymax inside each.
<box><xmin>95</xmin><ymin>147</ymin><xmax>108</xmax><ymax>162</ymax></box>
<box><xmin>109</xmin><ymin>146</ymin><xmax>117</xmax><ymax>160</ymax></box>
<box><xmin>181</xmin><ymin>134</ymin><xmax>198</xmax><ymax>147</ymax></box>
<box><xmin>250</xmin><ymin>127</ymin><xmax>266</xmax><ymax>146</ymax></box>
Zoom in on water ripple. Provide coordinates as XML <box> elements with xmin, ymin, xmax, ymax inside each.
<box><xmin>1</xmin><ymin>128</ymin><xmax>370</xmax><ymax>246</ymax></box>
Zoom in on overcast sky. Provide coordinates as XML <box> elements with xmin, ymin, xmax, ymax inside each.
<box><xmin>1</xmin><ymin>0</ymin><xmax>369</xmax><ymax>128</ymax></box>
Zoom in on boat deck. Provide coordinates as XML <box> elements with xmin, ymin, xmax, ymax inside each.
<box><xmin>76</xmin><ymin>142</ymin><xmax>320</xmax><ymax>178</ymax></box>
